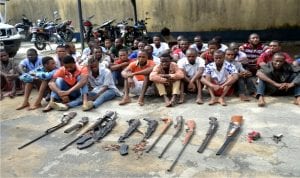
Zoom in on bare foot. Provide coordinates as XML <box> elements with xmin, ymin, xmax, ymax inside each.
<box><xmin>165</xmin><ymin>101</ymin><xmax>172</xmax><ymax>107</ymax></box>
<box><xmin>218</xmin><ymin>97</ymin><xmax>227</xmax><ymax>106</ymax></box>
<box><xmin>208</xmin><ymin>98</ymin><xmax>218</xmax><ymax>105</ymax></box>
<box><xmin>178</xmin><ymin>94</ymin><xmax>184</xmax><ymax>104</ymax></box>
<box><xmin>16</xmin><ymin>102</ymin><xmax>30</xmax><ymax>110</ymax></box>
<box><xmin>119</xmin><ymin>97</ymin><xmax>131</xmax><ymax>105</ymax></box>
<box><xmin>28</xmin><ymin>104</ymin><xmax>42</xmax><ymax>110</ymax></box>
<box><xmin>137</xmin><ymin>99</ymin><xmax>144</xmax><ymax>106</ymax></box>
<box><xmin>293</xmin><ymin>97</ymin><xmax>300</xmax><ymax>105</ymax></box>
<box><xmin>196</xmin><ymin>98</ymin><xmax>204</xmax><ymax>104</ymax></box>
<box><xmin>258</xmin><ymin>96</ymin><xmax>266</xmax><ymax>107</ymax></box>
<box><xmin>240</xmin><ymin>94</ymin><xmax>250</xmax><ymax>101</ymax></box>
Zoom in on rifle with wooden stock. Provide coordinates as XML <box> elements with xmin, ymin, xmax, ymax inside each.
<box><xmin>216</xmin><ymin>115</ymin><xmax>243</xmax><ymax>155</ymax></box>
<box><xmin>145</xmin><ymin>117</ymin><xmax>172</xmax><ymax>153</ymax></box>
<box><xmin>167</xmin><ymin>119</ymin><xmax>195</xmax><ymax>172</ymax></box>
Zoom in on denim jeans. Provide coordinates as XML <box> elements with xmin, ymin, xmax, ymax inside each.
<box><xmin>89</xmin><ymin>88</ymin><xmax>118</xmax><ymax>108</ymax></box>
<box><xmin>256</xmin><ymin>80</ymin><xmax>300</xmax><ymax>97</ymax></box>
<box><xmin>112</xmin><ymin>71</ymin><xmax>123</xmax><ymax>86</ymax></box>
<box><xmin>237</xmin><ymin>77</ymin><xmax>256</xmax><ymax>95</ymax></box>
<box><xmin>51</xmin><ymin>77</ymin><xmax>88</xmax><ymax>108</ymax></box>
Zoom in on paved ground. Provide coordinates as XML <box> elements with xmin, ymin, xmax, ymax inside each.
<box><xmin>1</xmin><ymin>42</ymin><xmax>300</xmax><ymax>178</ymax></box>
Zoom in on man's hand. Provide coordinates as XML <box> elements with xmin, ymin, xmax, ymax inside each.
<box><xmin>212</xmin><ymin>84</ymin><xmax>221</xmax><ymax>91</ymax></box>
<box><xmin>58</xmin><ymin>90</ymin><xmax>70</xmax><ymax>97</ymax></box>
<box><xmin>160</xmin><ymin>74</ymin><xmax>171</xmax><ymax>79</ymax></box>
<box><xmin>188</xmin><ymin>82</ymin><xmax>196</xmax><ymax>92</ymax></box>
<box><xmin>286</xmin><ymin>83</ymin><xmax>295</xmax><ymax>90</ymax></box>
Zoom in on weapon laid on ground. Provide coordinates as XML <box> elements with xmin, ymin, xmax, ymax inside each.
<box><xmin>60</xmin><ymin>111</ymin><xmax>115</xmax><ymax>151</ymax></box>
<box><xmin>77</xmin><ymin>111</ymin><xmax>117</xmax><ymax>150</ymax></box>
<box><xmin>197</xmin><ymin>117</ymin><xmax>218</xmax><ymax>153</ymax></box>
<box><xmin>145</xmin><ymin>117</ymin><xmax>173</xmax><ymax>153</ymax></box>
<box><xmin>143</xmin><ymin>118</ymin><xmax>158</xmax><ymax>140</ymax></box>
<box><xmin>216</xmin><ymin>115</ymin><xmax>243</xmax><ymax>156</ymax></box>
<box><xmin>158</xmin><ymin>116</ymin><xmax>183</xmax><ymax>158</ymax></box>
<box><xmin>118</xmin><ymin>119</ymin><xmax>141</xmax><ymax>143</ymax></box>
<box><xmin>167</xmin><ymin>119</ymin><xmax>195</xmax><ymax>172</ymax></box>
<box><xmin>18</xmin><ymin>112</ymin><xmax>77</xmax><ymax>150</ymax></box>
<box><xmin>64</xmin><ymin>117</ymin><xmax>89</xmax><ymax>133</ymax></box>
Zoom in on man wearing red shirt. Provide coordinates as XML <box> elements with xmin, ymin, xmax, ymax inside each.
<box><xmin>43</xmin><ymin>56</ymin><xmax>93</xmax><ymax>112</ymax></box>
<box><xmin>257</xmin><ymin>40</ymin><xmax>293</xmax><ymax>68</ymax></box>
<box><xmin>119</xmin><ymin>50</ymin><xmax>155</xmax><ymax>106</ymax></box>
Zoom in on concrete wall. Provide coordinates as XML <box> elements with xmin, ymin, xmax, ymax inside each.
<box><xmin>2</xmin><ymin>0</ymin><xmax>300</xmax><ymax>32</ymax></box>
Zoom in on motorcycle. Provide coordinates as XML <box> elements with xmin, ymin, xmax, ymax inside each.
<box><xmin>83</xmin><ymin>15</ymin><xmax>95</xmax><ymax>43</ymax></box>
<box><xmin>31</xmin><ymin>18</ymin><xmax>67</xmax><ymax>50</ymax></box>
<box><xmin>15</xmin><ymin>14</ymin><xmax>33</xmax><ymax>40</ymax></box>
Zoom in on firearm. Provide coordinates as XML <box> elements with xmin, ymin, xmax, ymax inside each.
<box><xmin>216</xmin><ymin>115</ymin><xmax>243</xmax><ymax>156</ymax></box>
<box><xmin>143</xmin><ymin>118</ymin><xmax>158</xmax><ymax>140</ymax></box>
<box><xmin>64</xmin><ymin>117</ymin><xmax>89</xmax><ymax>133</ymax></box>
<box><xmin>118</xmin><ymin>119</ymin><xmax>141</xmax><ymax>143</ymax></box>
<box><xmin>18</xmin><ymin>112</ymin><xmax>77</xmax><ymax>150</ymax></box>
<box><xmin>77</xmin><ymin>111</ymin><xmax>117</xmax><ymax>150</ymax></box>
<box><xmin>60</xmin><ymin>111</ymin><xmax>115</xmax><ymax>151</ymax></box>
<box><xmin>145</xmin><ymin>117</ymin><xmax>172</xmax><ymax>153</ymax></box>
<box><xmin>158</xmin><ymin>116</ymin><xmax>183</xmax><ymax>158</ymax></box>
<box><xmin>197</xmin><ymin>117</ymin><xmax>218</xmax><ymax>153</ymax></box>
<box><xmin>167</xmin><ymin>119</ymin><xmax>195</xmax><ymax>172</ymax></box>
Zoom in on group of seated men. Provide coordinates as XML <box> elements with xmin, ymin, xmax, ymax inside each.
<box><xmin>1</xmin><ymin>33</ymin><xmax>299</xmax><ymax>112</ymax></box>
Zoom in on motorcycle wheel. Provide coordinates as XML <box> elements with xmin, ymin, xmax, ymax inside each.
<box><xmin>34</xmin><ymin>34</ymin><xmax>46</xmax><ymax>50</ymax></box>
<box><xmin>63</xmin><ymin>29</ymin><xmax>74</xmax><ymax>42</ymax></box>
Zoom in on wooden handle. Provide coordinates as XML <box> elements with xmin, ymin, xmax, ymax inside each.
<box><xmin>231</xmin><ymin>115</ymin><xmax>243</xmax><ymax>124</ymax></box>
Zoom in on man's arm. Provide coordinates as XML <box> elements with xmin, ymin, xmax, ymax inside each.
<box><xmin>256</xmin><ymin>70</ymin><xmax>281</xmax><ymax>88</ymax></box>
<box><xmin>110</xmin><ymin>62</ymin><xmax>130</xmax><ymax>71</ymax></box>
<box><xmin>132</xmin><ymin>66</ymin><xmax>154</xmax><ymax>76</ymax></box>
<box><xmin>68</xmin><ymin>74</ymin><xmax>88</xmax><ymax>94</ymax></box>
<box><xmin>190</xmin><ymin>67</ymin><xmax>204</xmax><ymax>83</ymax></box>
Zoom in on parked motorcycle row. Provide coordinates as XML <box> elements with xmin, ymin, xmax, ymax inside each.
<box><xmin>14</xmin><ymin>11</ymin><xmax>74</xmax><ymax>50</ymax></box>
<box><xmin>83</xmin><ymin>15</ymin><xmax>150</xmax><ymax>46</ymax></box>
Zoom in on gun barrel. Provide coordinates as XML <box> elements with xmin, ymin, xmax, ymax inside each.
<box><xmin>60</xmin><ymin>136</ymin><xmax>82</xmax><ymax>151</ymax></box>
<box><xmin>197</xmin><ymin>135</ymin><xmax>210</xmax><ymax>153</ymax></box>
<box><xmin>18</xmin><ymin>133</ymin><xmax>47</xmax><ymax>149</ymax></box>
<box><xmin>158</xmin><ymin>136</ymin><xmax>174</xmax><ymax>158</ymax></box>
<box><xmin>216</xmin><ymin>137</ymin><xmax>232</xmax><ymax>155</ymax></box>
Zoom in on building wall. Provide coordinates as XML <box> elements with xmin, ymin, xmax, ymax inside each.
<box><xmin>3</xmin><ymin>0</ymin><xmax>300</xmax><ymax>32</ymax></box>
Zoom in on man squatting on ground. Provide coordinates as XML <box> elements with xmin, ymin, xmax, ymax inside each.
<box><xmin>201</xmin><ymin>50</ymin><xmax>239</xmax><ymax>106</ymax></box>
<box><xmin>256</xmin><ymin>52</ymin><xmax>300</xmax><ymax>106</ymax></box>
<box><xmin>150</xmin><ymin>52</ymin><xmax>184</xmax><ymax>107</ymax></box>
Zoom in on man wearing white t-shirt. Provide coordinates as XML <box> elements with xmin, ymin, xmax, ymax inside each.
<box><xmin>177</xmin><ymin>48</ymin><xmax>205</xmax><ymax>104</ymax></box>
<box><xmin>150</xmin><ymin>35</ymin><xmax>170</xmax><ymax>57</ymax></box>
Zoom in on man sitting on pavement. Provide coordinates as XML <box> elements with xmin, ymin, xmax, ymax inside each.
<box><xmin>256</xmin><ymin>52</ymin><xmax>300</xmax><ymax>106</ymax></box>
<box><xmin>150</xmin><ymin>35</ymin><xmax>170</xmax><ymax>57</ymax></box>
<box><xmin>16</xmin><ymin>56</ymin><xmax>57</xmax><ymax>110</ymax></box>
<box><xmin>201</xmin><ymin>50</ymin><xmax>238</xmax><ymax>106</ymax></box>
<box><xmin>86</xmin><ymin>57</ymin><xmax>121</xmax><ymax>110</ymax></box>
<box><xmin>0</xmin><ymin>49</ymin><xmax>20</xmax><ymax>100</ymax></box>
<box><xmin>177</xmin><ymin>48</ymin><xmax>205</xmax><ymax>104</ymax></box>
<box><xmin>119</xmin><ymin>50</ymin><xmax>155</xmax><ymax>106</ymax></box>
<box><xmin>110</xmin><ymin>49</ymin><xmax>132</xmax><ymax>86</ymax></box>
<box><xmin>150</xmin><ymin>53</ymin><xmax>184</xmax><ymax>107</ymax></box>
<box><xmin>43</xmin><ymin>55</ymin><xmax>93</xmax><ymax>112</ymax></box>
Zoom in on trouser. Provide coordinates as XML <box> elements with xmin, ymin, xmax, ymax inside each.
<box><xmin>51</xmin><ymin>77</ymin><xmax>88</xmax><ymax>108</ymax></box>
<box><xmin>256</xmin><ymin>80</ymin><xmax>300</xmax><ymax>97</ymax></box>
<box><xmin>112</xmin><ymin>70</ymin><xmax>124</xmax><ymax>86</ymax></box>
<box><xmin>88</xmin><ymin>88</ymin><xmax>118</xmax><ymax>108</ymax></box>
<box><xmin>155</xmin><ymin>80</ymin><xmax>180</xmax><ymax>96</ymax></box>
<box><xmin>237</xmin><ymin>77</ymin><xmax>256</xmax><ymax>95</ymax></box>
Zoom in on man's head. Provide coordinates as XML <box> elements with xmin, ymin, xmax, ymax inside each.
<box><xmin>272</xmin><ymin>52</ymin><xmax>286</xmax><ymax>70</ymax></box>
<box><xmin>66</xmin><ymin>42</ymin><xmax>76</xmax><ymax>55</ymax></box>
<box><xmin>56</xmin><ymin>45</ymin><xmax>67</xmax><ymax>59</ymax></box>
<box><xmin>26</xmin><ymin>48</ymin><xmax>38</xmax><ymax>63</ymax></box>
<box><xmin>93</xmin><ymin>46</ymin><xmax>103</xmax><ymax>59</ymax></box>
<box><xmin>144</xmin><ymin>45</ymin><xmax>154</xmax><ymax>58</ymax></box>
<box><xmin>63</xmin><ymin>55</ymin><xmax>76</xmax><ymax>73</ymax></box>
<box><xmin>212</xmin><ymin>36</ymin><xmax>223</xmax><ymax>49</ymax></box>
<box><xmin>269</xmin><ymin>40</ymin><xmax>281</xmax><ymax>54</ymax></box>
<box><xmin>160</xmin><ymin>52</ymin><xmax>172</xmax><ymax>70</ymax></box>
<box><xmin>153</xmin><ymin>35</ymin><xmax>161</xmax><ymax>46</ymax></box>
<box><xmin>248</xmin><ymin>33</ymin><xmax>260</xmax><ymax>46</ymax></box>
<box><xmin>0</xmin><ymin>49</ymin><xmax>9</xmax><ymax>62</ymax></box>
<box><xmin>88</xmin><ymin>57</ymin><xmax>99</xmax><ymax>74</ymax></box>
<box><xmin>115</xmin><ymin>38</ymin><xmax>123</xmax><ymax>48</ymax></box>
<box><xmin>180</xmin><ymin>39</ymin><xmax>189</xmax><ymax>52</ymax></box>
<box><xmin>137</xmin><ymin>50</ymin><xmax>148</xmax><ymax>66</ymax></box>
<box><xmin>186</xmin><ymin>48</ymin><xmax>197</xmax><ymax>65</ymax></box>
<box><xmin>176</xmin><ymin>35</ymin><xmax>184</xmax><ymax>44</ymax></box>
<box><xmin>137</xmin><ymin>41</ymin><xmax>146</xmax><ymax>50</ymax></box>
<box><xmin>194</xmin><ymin>35</ymin><xmax>203</xmax><ymax>47</ymax></box>
<box><xmin>228</xmin><ymin>42</ymin><xmax>239</xmax><ymax>54</ymax></box>
<box><xmin>225</xmin><ymin>49</ymin><xmax>236</xmax><ymax>62</ymax></box>
<box><xmin>42</xmin><ymin>56</ymin><xmax>56</xmax><ymax>71</ymax></box>
<box><xmin>118</xmin><ymin>49</ymin><xmax>128</xmax><ymax>62</ymax></box>
<box><xmin>104</xmin><ymin>39</ymin><xmax>112</xmax><ymax>48</ymax></box>
<box><xmin>213</xmin><ymin>50</ymin><xmax>225</xmax><ymax>67</ymax></box>
<box><xmin>207</xmin><ymin>40</ymin><xmax>218</xmax><ymax>54</ymax></box>
<box><xmin>133</xmin><ymin>39</ymin><xmax>140</xmax><ymax>49</ymax></box>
